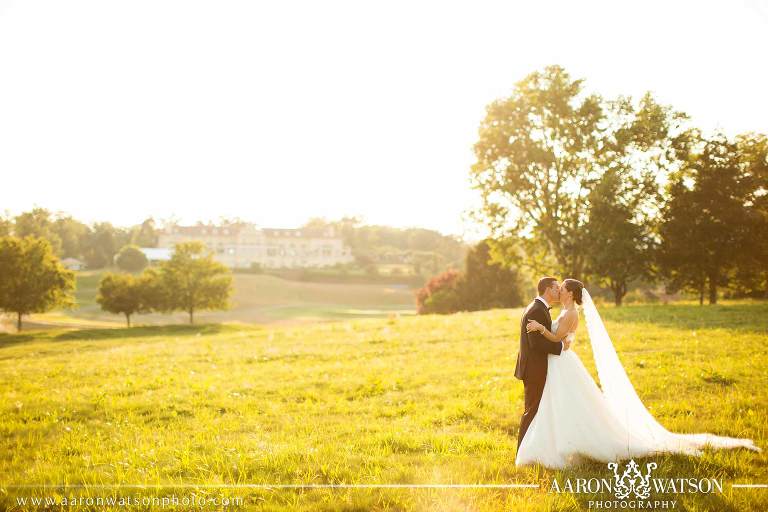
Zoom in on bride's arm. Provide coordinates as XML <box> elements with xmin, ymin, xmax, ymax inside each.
<box><xmin>525</xmin><ymin>308</ymin><xmax>563</xmax><ymax>355</ymax></box>
<box><xmin>527</xmin><ymin>311</ymin><xmax>576</xmax><ymax>342</ymax></box>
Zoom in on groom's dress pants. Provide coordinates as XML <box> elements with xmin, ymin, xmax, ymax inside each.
<box><xmin>517</xmin><ymin>374</ymin><xmax>546</xmax><ymax>451</ymax></box>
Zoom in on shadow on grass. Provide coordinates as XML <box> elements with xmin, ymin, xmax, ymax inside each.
<box><xmin>0</xmin><ymin>322</ymin><xmax>254</xmax><ymax>348</ymax></box>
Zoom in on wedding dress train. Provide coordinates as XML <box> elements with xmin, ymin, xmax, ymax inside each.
<box><xmin>515</xmin><ymin>289</ymin><xmax>760</xmax><ymax>469</ymax></box>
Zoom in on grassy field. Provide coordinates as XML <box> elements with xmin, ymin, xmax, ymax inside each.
<box><xmin>1</xmin><ymin>302</ymin><xmax>767</xmax><ymax>511</ymax></box>
<box><xmin>11</xmin><ymin>270</ymin><xmax>418</xmax><ymax>330</ymax></box>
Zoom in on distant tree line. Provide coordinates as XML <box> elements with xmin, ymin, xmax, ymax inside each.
<box><xmin>466</xmin><ymin>65</ymin><xmax>768</xmax><ymax>306</ymax></box>
<box><xmin>0</xmin><ymin>208</ymin><xmax>159</xmax><ymax>269</ymax></box>
<box><xmin>301</xmin><ymin>217</ymin><xmax>469</xmax><ymax>278</ymax></box>
<box><xmin>1</xmin><ymin>210</ymin><xmax>469</xmax><ymax>280</ymax></box>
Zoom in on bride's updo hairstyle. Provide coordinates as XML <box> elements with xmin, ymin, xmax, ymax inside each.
<box><xmin>563</xmin><ymin>278</ymin><xmax>584</xmax><ymax>305</ymax></box>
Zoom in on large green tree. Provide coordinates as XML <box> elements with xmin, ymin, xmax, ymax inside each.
<box><xmin>0</xmin><ymin>236</ymin><xmax>75</xmax><ymax>330</ymax></box>
<box><xmin>729</xmin><ymin>133</ymin><xmax>768</xmax><ymax>297</ymax></box>
<box><xmin>469</xmin><ymin>65</ymin><xmax>689</xmax><ymax>279</ymax></box>
<box><xmin>156</xmin><ymin>241</ymin><xmax>233</xmax><ymax>324</ymax></box>
<box><xmin>658</xmin><ymin>132</ymin><xmax>761</xmax><ymax>304</ymax></box>
<box><xmin>584</xmin><ymin>170</ymin><xmax>656</xmax><ymax>306</ymax></box>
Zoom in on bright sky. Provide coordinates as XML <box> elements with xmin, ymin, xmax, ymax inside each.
<box><xmin>1</xmin><ymin>1</ymin><xmax>766</xmax><ymax>243</ymax></box>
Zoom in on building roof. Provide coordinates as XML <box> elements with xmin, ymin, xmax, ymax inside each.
<box><xmin>262</xmin><ymin>227</ymin><xmax>337</xmax><ymax>238</ymax></box>
<box><xmin>161</xmin><ymin>223</ymin><xmax>340</xmax><ymax>239</ymax></box>
<box><xmin>163</xmin><ymin>225</ymin><xmax>245</xmax><ymax>237</ymax></box>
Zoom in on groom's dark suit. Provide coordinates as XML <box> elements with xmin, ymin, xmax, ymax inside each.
<box><xmin>514</xmin><ymin>297</ymin><xmax>563</xmax><ymax>451</ymax></box>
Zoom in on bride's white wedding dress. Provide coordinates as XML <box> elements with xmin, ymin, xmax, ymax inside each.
<box><xmin>515</xmin><ymin>289</ymin><xmax>760</xmax><ymax>469</ymax></box>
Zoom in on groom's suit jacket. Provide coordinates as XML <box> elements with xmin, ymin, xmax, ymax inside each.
<box><xmin>513</xmin><ymin>297</ymin><xmax>563</xmax><ymax>382</ymax></box>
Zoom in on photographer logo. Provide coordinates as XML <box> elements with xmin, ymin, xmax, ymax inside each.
<box><xmin>549</xmin><ymin>459</ymin><xmax>723</xmax><ymax>509</ymax></box>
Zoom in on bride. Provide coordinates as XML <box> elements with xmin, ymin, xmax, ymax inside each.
<box><xmin>515</xmin><ymin>279</ymin><xmax>761</xmax><ymax>469</ymax></box>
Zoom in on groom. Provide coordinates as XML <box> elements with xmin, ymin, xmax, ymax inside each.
<box><xmin>514</xmin><ymin>276</ymin><xmax>571</xmax><ymax>451</ymax></box>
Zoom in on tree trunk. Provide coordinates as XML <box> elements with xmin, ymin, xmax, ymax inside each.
<box><xmin>611</xmin><ymin>280</ymin><xmax>626</xmax><ymax>307</ymax></box>
<box><xmin>699</xmin><ymin>283</ymin><xmax>705</xmax><ymax>305</ymax></box>
<box><xmin>17</xmin><ymin>312</ymin><xmax>22</xmax><ymax>332</ymax></box>
<box><xmin>125</xmin><ymin>313</ymin><xmax>131</xmax><ymax>327</ymax></box>
<box><xmin>189</xmin><ymin>308</ymin><xmax>194</xmax><ymax>325</ymax></box>
<box><xmin>708</xmin><ymin>276</ymin><xmax>718</xmax><ymax>305</ymax></box>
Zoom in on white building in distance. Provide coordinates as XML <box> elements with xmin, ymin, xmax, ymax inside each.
<box><xmin>61</xmin><ymin>257</ymin><xmax>85</xmax><ymax>270</ymax></box>
<box><xmin>138</xmin><ymin>247</ymin><xmax>173</xmax><ymax>263</ymax></box>
<box><xmin>156</xmin><ymin>223</ymin><xmax>355</xmax><ymax>269</ymax></box>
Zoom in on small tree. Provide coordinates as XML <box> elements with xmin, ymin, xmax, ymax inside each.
<box><xmin>115</xmin><ymin>245</ymin><xmax>149</xmax><ymax>272</ymax></box>
<box><xmin>157</xmin><ymin>241</ymin><xmax>233</xmax><ymax>324</ymax></box>
<box><xmin>0</xmin><ymin>236</ymin><xmax>75</xmax><ymax>331</ymax></box>
<box><xmin>96</xmin><ymin>272</ymin><xmax>153</xmax><ymax>327</ymax></box>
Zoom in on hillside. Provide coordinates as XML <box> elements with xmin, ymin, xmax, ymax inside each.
<box><xmin>14</xmin><ymin>271</ymin><xmax>418</xmax><ymax>330</ymax></box>
<box><xmin>1</xmin><ymin>303</ymin><xmax>767</xmax><ymax>511</ymax></box>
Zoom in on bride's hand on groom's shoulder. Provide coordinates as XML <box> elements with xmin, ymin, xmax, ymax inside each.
<box><xmin>526</xmin><ymin>319</ymin><xmax>542</xmax><ymax>333</ymax></box>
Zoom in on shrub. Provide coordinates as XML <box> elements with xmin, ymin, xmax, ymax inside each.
<box><xmin>115</xmin><ymin>245</ymin><xmax>149</xmax><ymax>272</ymax></box>
<box><xmin>415</xmin><ymin>269</ymin><xmax>462</xmax><ymax>314</ymax></box>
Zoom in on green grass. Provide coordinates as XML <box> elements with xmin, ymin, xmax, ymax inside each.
<box><xmin>1</xmin><ymin>302</ymin><xmax>767</xmax><ymax>511</ymax></box>
<box><xmin>20</xmin><ymin>270</ymin><xmax>417</xmax><ymax>329</ymax></box>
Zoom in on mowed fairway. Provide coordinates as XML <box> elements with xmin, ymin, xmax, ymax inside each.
<box><xmin>1</xmin><ymin>302</ymin><xmax>767</xmax><ymax>511</ymax></box>
<box><xmin>19</xmin><ymin>271</ymin><xmax>417</xmax><ymax>329</ymax></box>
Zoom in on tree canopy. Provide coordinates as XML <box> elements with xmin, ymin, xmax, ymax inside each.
<box><xmin>155</xmin><ymin>241</ymin><xmax>233</xmax><ymax>324</ymax></box>
<box><xmin>0</xmin><ymin>236</ymin><xmax>75</xmax><ymax>330</ymax></box>
<box><xmin>470</xmin><ymin>65</ymin><xmax>688</xmax><ymax>280</ymax></box>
